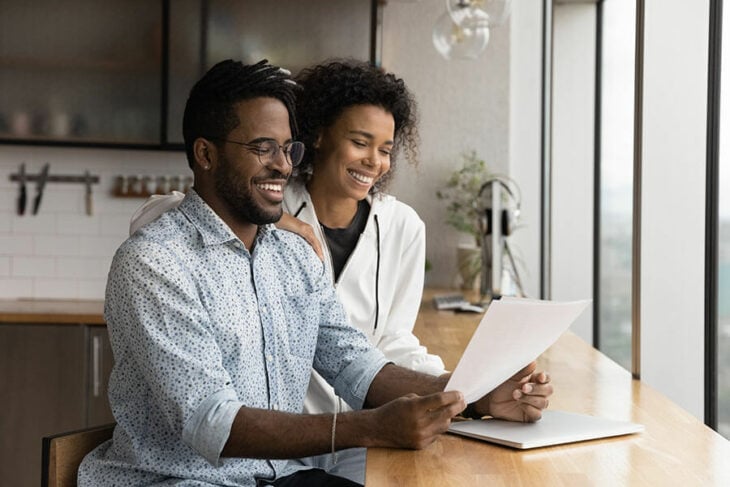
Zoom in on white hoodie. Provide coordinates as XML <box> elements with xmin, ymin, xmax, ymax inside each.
<box><xmin>283</xmin><ymin>181</ymin><xmax>445</xmax><ymax>415</ymax></box>
<box><xmin>129</xmin><ymin>182</ymin><xmax>445</xmax><ymax>416</ymax></box>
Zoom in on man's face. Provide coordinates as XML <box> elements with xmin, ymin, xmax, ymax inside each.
<box><xmin>213</xmin><ymin>97</ymin><xmax>293</xmax><ymax>225</ymax></box>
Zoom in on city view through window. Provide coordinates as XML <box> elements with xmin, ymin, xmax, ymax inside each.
<box><xmin>717</xmin><ymin>1</ymin><xmax>730</xmax><ymax>439</ymax></box>
<box><xmin>598</xmin><ymin>0</ymin><xmax>634</xmax><ymax>373</ymax></box>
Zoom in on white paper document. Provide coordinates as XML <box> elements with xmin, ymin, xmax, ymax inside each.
<box><xmin>445</xmin><ymin>297</ymin><xmax>590</xmax><ymax>403</ymax></box>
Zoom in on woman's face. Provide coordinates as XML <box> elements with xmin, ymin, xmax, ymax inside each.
<box><xmin>311</xmin><ymin>104</ymin><xmax>395</xmax><ymax>201</ymax></box>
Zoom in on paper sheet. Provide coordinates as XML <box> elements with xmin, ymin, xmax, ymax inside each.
<box><xmin>445</xmin><ymin>297</ymin><xmax>590</xmax><ymax>403</ymax></box>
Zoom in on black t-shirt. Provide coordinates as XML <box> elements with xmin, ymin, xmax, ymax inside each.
<box><xmin>320</xmin><ymin>199</ymin><xmax>370</xmax><ymax>282</ymax></box>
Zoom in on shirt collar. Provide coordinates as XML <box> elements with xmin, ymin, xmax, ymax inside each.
<box><xmin>178</xmin><ymin>189</ymin><xmax>279</xmax><ymax>248</ymax></box>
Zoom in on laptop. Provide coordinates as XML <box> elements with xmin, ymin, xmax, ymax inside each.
<box><xmin>448</xmin><ymin>410</ymin><xmax>644</xmax><ymax>449</ymax></box>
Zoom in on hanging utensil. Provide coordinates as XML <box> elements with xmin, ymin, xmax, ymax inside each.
<box><xmin>32</xmin><ymin>163</ymin><xmax>50</xmax><ymax>215</ymax></box>
<box><xmin>84</xmin><ymin>170</ymin><xmax>93</xmax><ymax>216</ymax></box>
<box><xmin>17</xmin><ymin>162</ymin><xmax>27</xmax><ymax>215</ymax></box>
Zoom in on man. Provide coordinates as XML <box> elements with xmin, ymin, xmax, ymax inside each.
<box><xmin>79</xmin><ymin>60</ymin><xmax>552</xmax><ymax>487</ymax></box>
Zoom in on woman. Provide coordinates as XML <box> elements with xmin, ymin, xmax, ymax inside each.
<box><xmin>281</xmin><ymin>60</ymin><xmax>445</xmax><ymax>483</ymax></box>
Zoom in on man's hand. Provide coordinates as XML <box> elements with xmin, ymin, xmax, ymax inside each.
<box><xmin>275</xmin><ymin>213</ymin><xmax>324</xmax><ymax>260</ymax></box>
<box><xmin>471</xmin><ymin>361</ymin><xmax>552</xmax><ymax>422</ymax></box>
<box><xmin>366</xmin><ymin>391</ymin><xmax>466</xmax><ymax>450</ymax></box>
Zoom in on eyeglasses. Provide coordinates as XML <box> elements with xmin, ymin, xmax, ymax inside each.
<box><xmin>214</xmin><ymin>138</ymin><xmax>305</xmax><ymax>167</ymax></box>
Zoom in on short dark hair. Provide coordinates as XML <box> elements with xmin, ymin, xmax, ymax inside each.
<box><xmin>293</xmin><ymin>59</ymin><xmax>419</xmax><ymax>191</ymax></box>
<box><xmin>182</xmin><ymin>59</ymin><xmax>299</xmax><ymax>168</ymax></box>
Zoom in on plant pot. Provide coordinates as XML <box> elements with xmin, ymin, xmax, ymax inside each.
<box><xmin>457</xmin><ymin>244</ymin><xmax>481</xmax><ymax>291</ymax></box>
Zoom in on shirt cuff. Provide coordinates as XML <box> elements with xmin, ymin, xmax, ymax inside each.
<box><xmin>333</xmin><ymin>348</ymin><xmax>389</xmax><ymax>410</ymax></box>
<box><xmin>182</xmin><ymin>388</ymin><xmax>243</xmax><ymax>466</ymax></box>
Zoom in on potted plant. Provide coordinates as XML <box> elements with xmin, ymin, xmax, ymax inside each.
<box><xmin>436</xmin><ymin>150</ymin><xmax>525</xmax><ymax>296</ymax></box>
<box><xmin>436</xmin><ymin>150</ymin><xmax>492</xmax><ymax>289</ymax></box>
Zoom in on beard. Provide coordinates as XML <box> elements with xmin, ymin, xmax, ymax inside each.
<box><xmin>214</xmin><ymin>152</ymin><xmax>285</xmax><ymax>225</ymax></box>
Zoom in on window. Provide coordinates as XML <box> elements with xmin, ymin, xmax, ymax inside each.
<box><xmin>598</xmin><ymin>0</ymin><xmax>635</xmax><ymax>370</ymax></box>
<box><xmin>717</xmin><ymin>0</ymin><xmax>730</xmax><ymax>439</ymax></box>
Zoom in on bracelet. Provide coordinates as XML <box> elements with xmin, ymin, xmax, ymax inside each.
<box><xmin>331</xmin><ymin>409</ymin><xmax>338</xmax><ymax>465</ymax></box>
<box><xmin>461</xmin><ymin>403</ymin><xmax>485</xmax><ymax>420</ymax></box>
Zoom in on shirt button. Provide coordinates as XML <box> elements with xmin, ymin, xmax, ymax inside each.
<box><xmin>266</xmin><ymin>353</ymin><xmax>273</xmax><ymax>362</ymax></box>
<box><xmin>272</xmin><ymin>404</ymin><xmax>279</xmax><ymax>411</ymax></box>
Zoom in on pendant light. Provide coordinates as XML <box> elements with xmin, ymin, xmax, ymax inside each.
<box><xmin>433</xmin><ymin>0</ymin><xmax>511</xmax><ymax>60</ymax></box>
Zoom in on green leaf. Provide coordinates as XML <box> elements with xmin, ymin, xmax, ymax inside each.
<box><xmin>435</xmin><ymin>150</ymin><xmax>496</xmax><ymax>241</ymax></box>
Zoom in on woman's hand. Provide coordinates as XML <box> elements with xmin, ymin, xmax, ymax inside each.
<box><xmin>276</xmin><ymin>213</ymin><xmax>324</xmax><ymax>260</ymax></box>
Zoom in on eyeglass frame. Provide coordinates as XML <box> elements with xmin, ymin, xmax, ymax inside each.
<box><xmin>208</xmin><ymin>137</ymin><xmax>305</xmax><ymax>167</ymax></box>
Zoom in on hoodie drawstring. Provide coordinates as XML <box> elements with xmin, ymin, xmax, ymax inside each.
<box><xmin>294</xmin><ymin>201</ymin><xmax>306</xmax><ymax>218</ymax></box>
<box><xmin>374</xmin><ymin>214</ymin><xmax>381</xmax><ymax>333</ymax></box>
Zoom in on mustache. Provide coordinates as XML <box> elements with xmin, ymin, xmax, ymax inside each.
<box><xmin>254</xmin><ymin>170</ymin><xmax>289</xmax><ymax>181</ymax></box>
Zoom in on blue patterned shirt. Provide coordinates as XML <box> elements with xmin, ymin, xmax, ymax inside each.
<box><xmin>79</xmin><ymin>190</ymin><xmax>387</xmax><ymax>486</ymax></box>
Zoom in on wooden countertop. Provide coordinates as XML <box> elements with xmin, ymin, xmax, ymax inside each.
<box><xmin>0</xmin><ymin>299</ymin><xmax>105</xmax><ymax>325</ymax></box>
<box><xmin>366</xmin><ymin>289</ymin><xmax>730</xmax><ymax>486</ymax></box>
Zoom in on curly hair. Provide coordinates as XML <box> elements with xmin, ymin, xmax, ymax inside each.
<box><xmin>293</xmin><ymin>59</ymin><xmax>419</xmax><ymax>191</ymax></box>
<box><xmin>182</xmin><ymin>59</ymin><xmax>300</xmax><ymax>169</ymax></box>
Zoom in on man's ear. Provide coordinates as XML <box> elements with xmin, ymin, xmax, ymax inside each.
<box><xmin>193</xmin><ymin>138</ymin><xmax>215</xmax><ymax>171</ymax></box>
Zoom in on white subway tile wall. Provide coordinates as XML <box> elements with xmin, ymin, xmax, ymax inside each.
<box><xmin>0</xmin><ymin>278</ymin><xmax>32</xmax><ymax>297</ymax></box>
<box><xmin>12</xmin><ymin>256</ymin><xmax>56</xmax><ymax>277</ymax></box>
<box><xmin>0</xmin><ymin>145</ymin><xmax>188</xmax><ymax>299</ymax></box>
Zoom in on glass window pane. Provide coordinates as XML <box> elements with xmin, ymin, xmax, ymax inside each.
<box><xmin>0</xmin><ymin>0</ymin><xmax>162</xmax><ymax>144</ymax></box>
<box><xmin>717</xmin><ymin>0</ymin><xmax>730</xmax><ymax>440</ymax></box>
<box><xmin>598</xmin><ymin>0</ymin><xmax>636</xmax><ymax>370</ymax></box>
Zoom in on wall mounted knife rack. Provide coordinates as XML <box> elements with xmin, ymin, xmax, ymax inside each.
<box><xmin>9</xmin><ymin>173</ymin><xmax>100</xmax><ymax>184</ymax></box>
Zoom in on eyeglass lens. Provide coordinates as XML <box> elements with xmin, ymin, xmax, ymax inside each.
<box><xmin>257</xmin><ymin>140</ymin><xmax>305</xmax><ymax>167</ymax></box>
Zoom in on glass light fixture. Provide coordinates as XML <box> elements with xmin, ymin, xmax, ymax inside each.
<box><xmin>447</xmin><ymin>0</ymin><xmax>511</xmax><ymax>28</ymax></box>
<box><xmin>432</xmin><ymin>8</ymin><xmax>490</xmax><ymax>60</ymax></box>
<box><xmin>483</xmin><ymin>0</ymin><xmax>512</xmax><ymax>27</ymax></box>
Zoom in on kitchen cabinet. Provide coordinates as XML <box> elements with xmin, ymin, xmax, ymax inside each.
<box><xmin>0</xmin><ymin>0</ymin><xmax>163</xmax><ymax>147</ymax></box>
<box><xmin>87</xmin><ymin>326</ymin><xmax>115</xmax><ymax>427</ymax></box>
<box><xmin>0</xmin><ymin>323</ymin><xmax>114</xmax><ymax>487</ymax></box>
<box><xmin>0</xmin><ymin>0</ymin><xmax>380</xmax><ymax>149</ymax></box>
<box><xmin>166</xmin><ymin>0</ymin><xmax>376</xmax><ymax>144</ymax></box>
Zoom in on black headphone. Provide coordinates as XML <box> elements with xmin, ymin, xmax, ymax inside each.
<box><xmin>477</xmin><ymin>176</ymin><xmax>521</xmax><ymax>237</ymax></box>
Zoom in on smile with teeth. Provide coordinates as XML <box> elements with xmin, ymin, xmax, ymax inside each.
<box><xmin>256</xmin><ymin>182</ymin><xmax>283</xmax><ymax>192</ymax></box>
<box><xmin>348</xmin><ymin>169</ymin><xmax>374</xmax><ymax>185</ymax></box>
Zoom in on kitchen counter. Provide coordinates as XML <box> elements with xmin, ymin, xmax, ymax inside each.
<box><xmin>0</xmin><ymin>299</ymin><xmax>105</xmax><ymax>325</ymax></box>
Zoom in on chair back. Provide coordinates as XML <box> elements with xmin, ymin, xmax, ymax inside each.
<box><xmin>41</xmin><ymin>423</ymin><xmax>115</xmax><ymax>487</ymax></box>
